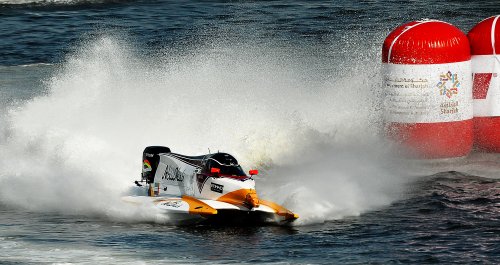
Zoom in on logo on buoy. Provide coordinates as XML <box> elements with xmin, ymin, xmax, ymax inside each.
<box><xmin>440</xmin><ymin>100</ymin><xmax>459</xmax><ymax>114</ymax></box>
<box><xmin>437</xmin><ymin>71</ymin><xmax>460</xmax><ymax>98</ymax></box>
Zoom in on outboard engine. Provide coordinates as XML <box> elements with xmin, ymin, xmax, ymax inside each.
<box><xmin>142</xmin><ymin>146</ymin><xmax>171</xmax><ymax>183</ymax></box>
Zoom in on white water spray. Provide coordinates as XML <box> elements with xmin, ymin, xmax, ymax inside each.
<box><xmin>0</xmin><ymin>35</ymin><xmax>411</xmax><ymax>224</ymax></box>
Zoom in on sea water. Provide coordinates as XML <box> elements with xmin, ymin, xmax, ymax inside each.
<box><xmin>0</xmin><ymin>1</ymin><xmax>499</xmax><ymax>264</ymax></box>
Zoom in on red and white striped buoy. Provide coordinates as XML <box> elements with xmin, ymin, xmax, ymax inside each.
<box><xmin>468</xmin><ymin>15</ymin><xmax>500</xmax><ymax>152</ymax></box>
<box><xmin>382</xmin><ymin>20</ymin><xmax>473</xmax><ymax>158</ymax></box>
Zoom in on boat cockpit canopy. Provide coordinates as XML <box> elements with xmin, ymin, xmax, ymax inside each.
<box><xmin>203</xmin><ymin>153</ymin><xmax>246</xmax><ymax>177</ymax></box>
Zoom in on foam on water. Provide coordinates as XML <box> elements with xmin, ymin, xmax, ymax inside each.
<box><xmin>0</xmin><ymin>236</ymin><xmax>189</xmax><ymax>265</ymax></box>
<box><xmin>0</xmin><ymin>35</ymin><xmax>414</xmax><ymax>225</ymax></box>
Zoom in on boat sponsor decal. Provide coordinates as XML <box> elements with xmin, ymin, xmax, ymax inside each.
<box><xmin>162</xmin><ymin>164</ymin><xmax>186</xmax><ymax>182</ymax></box>
<box><xmin>143</xmin><ymin>159</ymin><xmax>152</xmax><ymax>171</ymax></box>
<box><xmin>211</xmin><ymin>183</ymin><xmax>224</xmax><ymax>193</ymax></box>
<box><xmin>159</xmin><ymin>200</ymin><xmax>182</xmax><ymax>208</ymax></box>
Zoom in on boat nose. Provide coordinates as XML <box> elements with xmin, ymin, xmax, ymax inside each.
<box><xmin>217</xmin><ymin>188</ymin><xmax>260</xmax><ymax>208</ymax></box>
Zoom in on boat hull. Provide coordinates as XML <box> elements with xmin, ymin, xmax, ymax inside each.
<box><xmin>122</xmin><ymin>195</ymin><xmax>297</xmax><ymax>226</ymax></box>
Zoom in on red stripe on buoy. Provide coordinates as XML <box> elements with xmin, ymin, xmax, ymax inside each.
<box><xmin>387</xmin><ymin>120</ymin><xmax>473</xmax><ymax>159</ymax></box>
<box><xmin>383</xmin><ymin>20</ymin><xmax>471</xmax><ymax>64</ymax></box>
<box><xmin>474</xmin><ymin>117</ymin><xmax>500</xmax><ymax>152</ymax></box>
<box><xmin>468</xmin><ymin>15</ymin><xmax>500</xmax><ymax>55</ymax></box>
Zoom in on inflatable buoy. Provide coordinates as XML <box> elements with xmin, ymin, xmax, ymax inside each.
<box><xmin>468</xmin><ymin>15</ymin><xmax>500</xmax><ymax>152</ymax></box>
<box><xmin>382</xmin><ymin>20</ymin><xmax>473</xmax><ymax>158</ymax></box>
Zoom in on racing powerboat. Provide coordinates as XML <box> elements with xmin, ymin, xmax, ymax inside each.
<box><xmin>123</xmin><ymin>146</ymin><xmax>298</xmax><ymax>225</ymax></box>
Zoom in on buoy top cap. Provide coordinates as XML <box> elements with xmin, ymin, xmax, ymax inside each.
<box><xmin>467</xmin><ymin>15</ymin><xmax>500</xmax><ymax>55</ymax></box>
<box><xmin>383</xmin><ymin>20</ymin><xmax>470</xmax><ymax>64</ymax></box>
